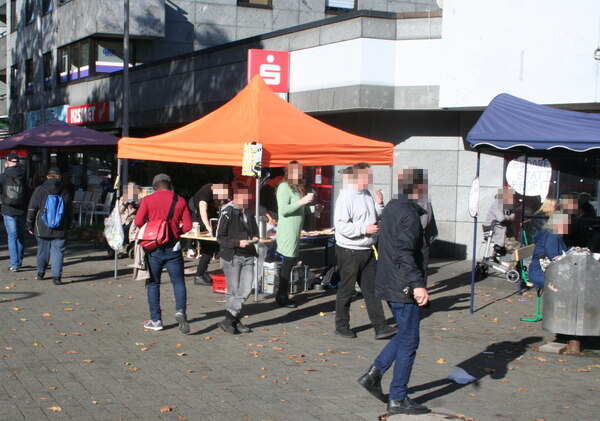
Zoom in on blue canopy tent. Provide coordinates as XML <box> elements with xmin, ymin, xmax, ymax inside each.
<box><xmin>465</xmin><ymin>94</ymin><xmax>600</xmax><ymax>313</ymax></box>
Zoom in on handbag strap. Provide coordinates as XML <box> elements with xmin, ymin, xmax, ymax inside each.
<box><xmin>166</xmin><ymin>192</ymin><xmax>178</xmax><ymax>222</ymax></box>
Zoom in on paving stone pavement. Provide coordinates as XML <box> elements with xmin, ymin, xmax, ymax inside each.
<box><xmin>1</xmin><ymin>238</ymin><xmax>599</xmax><ymax>421</ymax></box>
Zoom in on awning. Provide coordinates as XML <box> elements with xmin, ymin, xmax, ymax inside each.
<box><xmin>466</xmin><ymin>94</ymin><xmax>600</xmax><ymax>152</ymax></box>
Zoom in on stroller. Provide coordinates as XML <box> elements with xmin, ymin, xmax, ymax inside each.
<box><xmin>475</xmin><ymin>221</ymin><xmax>529</xmax><ymax>283</ymax></box>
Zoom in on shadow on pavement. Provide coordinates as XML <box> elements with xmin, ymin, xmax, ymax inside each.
<box><xmin>409</xmin><ymin>336</ymin><xmax>544</xmax><ymax>404</ymax></box>
<box><xmin>0</xmin><ymin>291</ymin><xmax>42</xmax><ymax>303</ymax></box>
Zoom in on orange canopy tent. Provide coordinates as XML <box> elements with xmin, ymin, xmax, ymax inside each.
<box><xmin>118</xmin><ymin>75</ymin><xmax>393</xmax><ymax>167</ymax></box>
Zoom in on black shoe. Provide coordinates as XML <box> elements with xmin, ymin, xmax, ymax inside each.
<box><xmin>194</xmin><ymin>274</ymin><xmax>212</xmax><ymax>286</ymax></box>
<box><xmin>275</xmin><ymin>297</ymin><xmax>297</xmax><ymax>308</ymax></box>
<box><xmin>175</xmin><ymin>310</ymin><xmax>190</xmax><ymax>334</ymax></box>
<box><xmin>217</xmin><ymin>313</ymin><xmax>238</xmax><ymax>334</ymax></box>
<box><xmin>387</xmin><ymin>397</ymin><xmax>430</xmax><ymax>415</ymax></box>
<box><xmin>35</xmin><ymin>272</ymin><xmax>45</xmax><ymax>280</ymax></box>
<box><xmin>235</xmin><ymin>319</ymin><xmax>252</xmax><ymax>333</ymax></box>
<box><xmin>334</xmin><ymin>326</ymin><xmax>357</xmax><ymax>338</ymax></box>
<box><xmin>53</xmin><ymin>278</ymin><xmax>63</xmax><ymax>285</ymax></box>
<box><xmin>374</xmin><ymin>325</ymin><xmax>396</xmax><ymax>340</ymax></box>
<box><xmin>358</xmin><ymin>365</ymin><xmax>386</xmax><ymax>403</ymax></box>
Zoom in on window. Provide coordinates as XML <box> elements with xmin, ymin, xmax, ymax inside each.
<box><xmin>95</xmin><ymin>39</ymin><xmax>133</xmax><ymax>74</ymax></box>
<box><xmin>237</xmin><ymin>0</ymin><xmax>272</xmax><ymax>9</ymax></box>
<box><xmin>10</xmin><ymin>0</ymin><xmax>17</xmax><ymax>32</ymax></box>
<box><xmin>10</xmin><ymin>65</ymin><xmax>18</xmax><ymax>98</ymax></box>
<box><xmin>58</xmin><ymin>41</ymin><xmax>90</xmax><ymax>83</ymax></box>
<box><xmin>43</xmin><ymin>52</ymin><xmax>53</xmax><ymax>89</ymax></box>
<box><xmin>43</xmin><ymin>0</ymin><xmax>53</xmax><ymax>15</ymax></box>
<box><xmin>325</xmin><ymin>0</ymin><xmax>356</xmax><ymax>13</ymax></box>
<box><xmin>25</xmin><ymin>59</ymin><xmax>34</xmax><ymax>94</ymax></box>
<box><xmin>25</xmin><ymin>0</ymin><xmax>35</xmax><ymax>25</ymax></box>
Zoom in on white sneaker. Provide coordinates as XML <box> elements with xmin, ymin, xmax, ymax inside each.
<box><xmin>143</xmin><ymin>320</ymin><xmax>163</xmax><ymax>331</ymax></box>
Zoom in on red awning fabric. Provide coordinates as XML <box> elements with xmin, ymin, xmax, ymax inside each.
<box><xmin>118</xmin><ymin>75</ymin><xmax>393</xmax><ymax>167</ymax></box>
<box><xmin>0</xmin><ymin>121</ymin><xmax>119</xmax><ymax>150</ymax></box>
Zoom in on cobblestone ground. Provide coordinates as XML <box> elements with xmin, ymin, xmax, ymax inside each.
<box><xmin>1</xmin><ymin>238</ymin><xmax>599</xmax><ymax>421</ymax></box>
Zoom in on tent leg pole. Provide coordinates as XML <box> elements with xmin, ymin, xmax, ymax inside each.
<box><xmin>470</xmin><ymin>151</ymin><xmax>481</xmax><ymax>315</ymax></box>
<box><xmin>255</xmin><ymin>177</ymin><xmax>260</xmax><ymax>302</ymax></box>
<box><xmin>518</xmin><ymin>152</ymin><xmax>528</xmax><ymax>296</ymax></box>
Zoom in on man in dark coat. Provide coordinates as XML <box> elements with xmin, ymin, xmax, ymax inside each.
<box><xmin>26</xmin><ymin>167</ymin><xmax>72</xmax><ymax>285</ymax></box>
<box><xmin>1</xmin><ymin>151</ymin><xmax>28</xmax><ymax>272</ymax></box>
<box><xmin>358</xmin><ymin>168</ymin><xmax>431</xmax><ymax>415</ymax></box>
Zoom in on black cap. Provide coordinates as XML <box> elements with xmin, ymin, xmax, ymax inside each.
<box><xmin>7</xmin><ymin>151</ymin><xmax>19</xmax><ymax>162</ymax></box>
<box><xmin>48</xmin><ymin>167</ymin><xmax>62</xmax><ymax>176</ymax></box>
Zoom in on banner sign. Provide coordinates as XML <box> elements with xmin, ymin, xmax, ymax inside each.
<box><xmin>67</xmin><ymin>101</ymin><xmax>115</xmax><ymax>125</ymax></box>
<box><xmin>505</xmin><ymin>156</ymin><xmax>552</xmax><ymax>201</ymax></box>
<box><xmin>242</xmin><ymin>142</ymin><xmax>263</xmax><ymax>178</ymax></box>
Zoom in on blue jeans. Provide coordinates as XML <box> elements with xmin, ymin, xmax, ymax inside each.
<box><xmin>4</xmin><ymin>215</ymin><xmax>25</xmax><ymax>269</ymax></box>
<box><xmin>373</xmin><ymin>302</ymin><xmax>421</xmax><ymax>401</ymax></box>
<box><xmin>146</xmin><ymin>243</ymin><xmax>187</xmax><ymax>322</ymax></box>
<box><xmin>37</xmin><ymin>237</ymin><xmax>66</xmax><ymax>279</ymax></box>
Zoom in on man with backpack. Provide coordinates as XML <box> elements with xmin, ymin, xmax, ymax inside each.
<box><xmin>26</xmin><ymin>167</ymin><xmax>72</xmax><ymax>285</ymax></box>
<box><xmin>1</xmin><ymin>151</ymin><xmax>28</xmax><ymax>272</ymax></box>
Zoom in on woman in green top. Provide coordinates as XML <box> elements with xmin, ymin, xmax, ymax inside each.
<box><xmin>275</xmin><ymin>161</ymin><xmax>314</xmax><ymax>308</ymax></box>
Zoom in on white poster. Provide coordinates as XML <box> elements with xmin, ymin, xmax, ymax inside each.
<box><xmin>242</xmin><ymin>142</ymin><xmax>262</xmax><ymax>178</ymax></box>
<box><xmin>505</xmin><ymin>156</ymin><xmax>552</xmax><ymax>201</ymax></box>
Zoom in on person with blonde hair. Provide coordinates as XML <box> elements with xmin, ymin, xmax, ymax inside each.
<box><xmin>535</xmin><ymin>198</ymin><xmax>558</xmax><ymax>216</ymax></box>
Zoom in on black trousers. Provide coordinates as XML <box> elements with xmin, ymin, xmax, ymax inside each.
<box><xmin>195</xmin><ymin>240</ymin><xmax>219</xmax><ymax>276</ymax></box>
<box><xmin>335</xmin><ymin>245</ymin><xmax>386</xmax><ymax>329</ymax></box>
<box><xmin>277</xmin><ymin>255</ymin><xmax>297</xmax><ymax>299</ymax></box>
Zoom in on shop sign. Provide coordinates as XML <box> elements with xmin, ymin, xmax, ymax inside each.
<box><xmin>25</xmin><ymin>105</ymin><xmax>69</xmax><ymax>129</ymax></box>
<box><xmin>247</xmin><ymin>49</ymin><xmax>289</xmax><ymax>93</ymax></box>
<box><xmin>505</xmin><ymin>156</ymin><xmax>552</xmax><ymax>201</ymax></box>
<box><xmin>67</xmin><ymin>101</ymin><xmax>115</xmax><ymax>125</ymax></box>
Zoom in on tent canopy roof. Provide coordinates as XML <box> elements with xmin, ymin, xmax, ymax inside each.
<box><xmin>0</xmin><ymin>121</ymin><xmax>119</xmax><ymax>150</ymax></box>
<box><xmin>118</xmin><ymin>76</ymin><xmax>393</xmax><ymax>167</ymax></box>
<box><xmin>466</xmin><ymin>94</ymin><xmax>600</xmax><ymax>152</ymax></box>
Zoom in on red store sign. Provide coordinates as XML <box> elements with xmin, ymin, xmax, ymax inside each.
<box><xmin>67</xmin><ymin>101</ymin><xmax>115</xmax><ymax>125</ymax></box>
<box><xmin>247</xmin><ymin>49</ymin><xmax>290</xmax><ymax>93</ymax></box>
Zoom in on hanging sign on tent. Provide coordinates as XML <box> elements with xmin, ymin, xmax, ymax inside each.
<box><xmin>505</xmin><ymin>156</ymin><xmax>552</xmax><ymax>201</ymax></box>
<box><xmin>242</xmin><ymin>142</ymin><xmax>262</xmax><ymax>178</ymax></box>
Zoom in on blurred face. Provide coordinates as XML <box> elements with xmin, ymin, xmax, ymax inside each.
<box><xmin>550</xmin><ymin>214</ymin><xmax>570</xmax><ymax>235</ymax></box>
<box><xmin>561</xmin><ymin>198</ymin><xmax>578</xmax><ymax>214</ymax></box>
<box><xmin>355</xmin><ymin>168</ymin><xmax>373</xmax><ymax>190</ymax></box>
<box><xmin>287</xmin><ymin>164</ymin><xmax>303</xmax><ymax>184</ymax></box>
<box><xmin>498</xmin><ymin>188</ymin><xmax>515</xmax><ymax>208</ymax></box>
<box><xmin>213</xmin><ymin>183</ymin><xmax>230</xmax><ymax>201</ymax></box>
<box><xmin>233</xmin><ymin>188</ymin><xmax>252</xmax><ymax>208</ymax></box>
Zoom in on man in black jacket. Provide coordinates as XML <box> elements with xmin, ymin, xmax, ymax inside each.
<box><xmin>1</xmin><ymin>151</ymin><xmax>28</xmax><ymax>272</ymax></box>
<box><xmin>26</xmin><ymin>168</ymin><xmax>72</xmax><ymax>285</ymax></box>
<box><xmin>215</xmin><ymin>183</ymin><xmax>259</xmax><ymax>334</ymax></box>
<box><xmin>358</xmin><ymin>168</ymin><xmax>431</xmax><ymax>415</ymax></box>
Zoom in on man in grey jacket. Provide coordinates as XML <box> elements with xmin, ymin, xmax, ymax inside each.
<box><xmin>333</xmin><ymin>163</ymin><xmax>395</xmax><ymax>340</ymax></box>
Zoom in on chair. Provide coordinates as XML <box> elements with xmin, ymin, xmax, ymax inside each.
<box><xmin>72</xmin><ymin>191</ymin><xmax>85</xmax><ymax>225</ymax></box>
<box><xmin>92</xmin><ymin>192</ymin><xmax>114</xmax><ymax>223</ymax></box>
<box><xmin>83</xmin><ymin>192</ymin><xmax>102</xmax><ymax>225</ymax></box>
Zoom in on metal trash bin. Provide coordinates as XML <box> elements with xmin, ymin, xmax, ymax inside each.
<box><xmin>542</xmin><ymin>250</ymin><xmax>600</xmax><ymax>336</ymax></box>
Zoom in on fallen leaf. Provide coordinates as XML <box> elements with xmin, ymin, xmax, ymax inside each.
<box><xmin>10</xmin><ymin>307</ymin><xmax>22</xmax><ymax>311</ymax></box>
<box><xmin>92</xmin><ymin>401</ymin><xmax>100</xmax><ymax>404</ymax></box>
<box><xmin>295</xmin><ymin>360</ymin><xmax>306</xmax><ymax>364</ymax></box>
<box><xmin>41</xmin><ymin>313</ymin><xmax>54</xmax><ymax>318</ymax></box>
<box><xmin>176</xmin><ymin>352</ymin><xmax>187</xmax><ymax>357</ymax></box>
<box><xmin>204</xmin><ymin>336</ymin><xmax>212</xmax><ymax>341</ymax></box>
<box><xmin>129</xmin><ymin>367</ymin><xmax>139</xmax><ymax>371</ymax></box>
<box><xmin>534</xmin><ymin>356</ymin><xmax>549</xmax><ymax>362</ymax></box>
<box><xmin>340</xmin><ymin>351</ymin><xmax>350</xmax><ymax>355</ymax></box>
<box><xmin>139</xmin><ymin>347</ymin><xmax>149</xmax><ymax>352</ymax></box>
<box><xmin>517</xmin><ymin>388</ymin><xmax>528</xmax><ymax>392</ymax></box>
<box><xmin>134</xmin><ymin>342</ymin><xmax>144</xmax><ymax>346</ymax></box>
<box><xmin>258</xmin><ymin>375</ymin><xmax>266</xmax><ymax>379</ymax></box>
<box><xmin>66</xmin><ymin>350</ymin><xmax>79</xmax><ymax>354</ymax></box>
<box><xmin>319</xmin><ymin>312</ymin><xmax>327</xmax><ymax>316</ymax></box>
<box><xmin>82</xmin><ymin>359</ymin><xmax>94</xmax><ymax>363</ymax></box>
<box><xmin>491</xmin><ymin>318</ymin><xmax>499</xmax><ymax>323</ymax></box>
<box><xmin>272</xmin><ymin>346</ymin><xmax>284</xmax><ymax>351</ymax></box>
<box><xmin>19</xmin><ymin>318</ymin><xmax>29</xmax><ymax>321</ymax></box>
<box><xmin>186</xmin><ymin>370</ymin><xmax>195</xmax><ymax>373</ymax></box>
<box><xmin>64</xmin><ymin>308</ymin><xmax>74</xmax><ymax>311</ymax></box>
<box><xmin>436</xmin><ymin>358</ymin><xmax>447</xmax><ymax>364</ymax></box>
<box><xmin>47</xmin><ymin>406</ymin><xmax>62</xmax><ymax>412</ymax></box>
<box><xmin>160</xmin><ymin>406</ymin><xmax>176</xmax><ymax>413</ymax></box>
<box><xmin>123</xmin><ymin>362</ymin><xmax>132</xmax><ymax>366</ymax></box>
<box><xmin>483</xmin><ymin>367</ymin><xmax>496</xmax><ymax>374</ymax></box>
<box><xmin>175</xmin><ymin>343</ymin><xmax>184</xmax><ymax>348</ymax></box>
<box><xmin>33</xmin><ymin>342</ymin><xmax>43</xmax><ymax>347</ymax></box>
<box><xmin>577</xmin><ymin>368</ymin><xmax>590</xmax><ymax>372</ymax></box>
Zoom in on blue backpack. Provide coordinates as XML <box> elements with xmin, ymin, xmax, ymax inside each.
<box><xmin>42</xmin><ymin>194</ymin><xmax>65</xmax><ymax>229</ymax></box>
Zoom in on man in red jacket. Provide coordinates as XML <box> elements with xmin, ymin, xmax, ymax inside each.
<box><xmin>135</xmin><ymin>173</ymin><xmax>192</xmax><ymax>333</ymax></box>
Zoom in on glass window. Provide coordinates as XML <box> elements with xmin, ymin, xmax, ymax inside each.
<box><xmin>95</xmin><ymin>39</ymin><xmax>133</xmax><ymax>73</ymax></box>
<box><xmin>25</xmin><ymin>59</ymin><xmax>34</xmax><ymax>94</ymax></box>
<box><xmin>43</xmin><ymin>52</ymin><xmax>53</xmax><ymax>89</ymax></box>
<box><xmin>326</xmin><ymin>0</ymin><xmax>356</xmax><ymax>13</ymax></box>
<box><xmin>25</xmin><ymin>0</ymin><xmax>35</xmax><ymax>24</ymax></box>
<box><xmin>10</xmin><ymin>65</ymin><xmax>18</xmax><ymax>98</ymax></box>
<box><xmin>58</xmin><ymin>46</ymin><xmax>69</xmax><ymax>83</ymax></box>
<box><xmin>10</xmin><ymin>0</ymin><xmax>18</xmax><ymax>32</ymax></box>
<box><xmin>42</xmin><ymin>0</ymin><xmax>53</xmax><ymax>15</ymax></box>
<box><xmin>80</xmin><ymin>41</ymin><xmax>90</xmax><ymax>77</ymax></box>
<box><xmin>69</xmin><ymin>43</ymin><xmax>79</xmax><ymax>80</ymax></box>
<box><xmin>237</xmin><ymin>0</ymin><xmax>272</xmax><ymax>8</ymax></box>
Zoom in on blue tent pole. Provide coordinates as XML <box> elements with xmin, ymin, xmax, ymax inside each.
<box><xmin>470</xmin><ymin>150</ymin><xmax>481</xmax><ymax>314</ymax></box>
<box><xmin>517</xmin><ymin>152</ymin><xmax>528</xmax><ymax>295</ymax></box>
